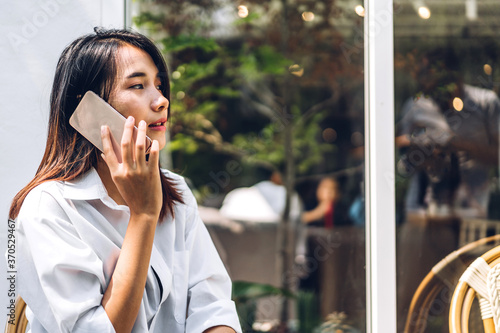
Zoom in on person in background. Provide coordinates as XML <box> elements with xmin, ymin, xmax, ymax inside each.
<box><xmin>296</xmin><ymin>177</ymin><xmax>355</xmax><ymax>319</ymax></box>
<box><xmin>301</xmin><ymin>177</ymin><xmax>350</xmax><ymax>228</ymax></box>
<box><xmin>397</xmin><ymin>47</ymin><xmax>500</xmax><ymax>218</ymax></box>
<box><xmin>220</xmin><ymin>169</ymin><xmax>302</xmax><ymax>224</ymax></box>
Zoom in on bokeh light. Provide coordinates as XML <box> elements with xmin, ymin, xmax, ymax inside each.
<box><xmin>322</xmin><ymin>128</ymin><xmax>337</xmax><ymax>143</ymax></box>
<box><xmin>238</xmin><ymin>5</ymin><xmax>248</xmax><ymax>18</ymax></box>
<box><xmin>418</xmin><ymin>6</ymin><xmax>431</xmax><ymax>19</ymax></box>
<box><xmin>355</xmin><ymin>5</ymin><xmax>365</xmax><ymax>17</ymax></box>
<box><xmin>302</xmin><ymin>11</ymin><xmax>315</xmax><ymax>22</ymax></box>
<box><xmin>484</xmin><ymin>64</ymin><xmax>493</xmax><ymax>76</ymax></box>
<box><xmin>172</xmin><ymin>71</ymin><xmax>181</xmax><ymax>79</ymax></box>
<box><xmin>453</xmin><ymin>97</ymin><xmax>464</xmax><ymax>111</ymax></box>
<box><xmin>289</xmin><ymin>64</ymin><xmax>304</xmax><ymax>77</ymax></box>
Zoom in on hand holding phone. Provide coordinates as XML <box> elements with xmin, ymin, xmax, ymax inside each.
<box><xmin>100</xmin><ymin>106</ymin><xmax>163</xmax><ymax>218</ymax></box>
<box><xmin>69</xmin><ymin>91</ymin><xmax>152</xmax><ymax>159</ymax></box>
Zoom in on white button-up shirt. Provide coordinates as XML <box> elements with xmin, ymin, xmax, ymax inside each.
<box><xmin>16</xmin><ymin>168</ymin><xmax>242</xmax><ymax>333</ymax></box>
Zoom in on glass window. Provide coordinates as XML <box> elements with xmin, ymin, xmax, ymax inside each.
<box><xmin>395</xmin><ymin>1</ymin><xmax>500</xmax><ymax>331</ymax></box>
<box><xmin>133</xmin><ymin>1</ymin><xmax>366</xmax><ymax>331</ymax></box>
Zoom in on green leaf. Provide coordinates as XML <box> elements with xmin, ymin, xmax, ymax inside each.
<box><xmin>256</xmin><ymin>45</ymin><xmax>294</xmax><ymax>75</ymax></box>
<box><xmin>162</xmin><ymin>35</ymin><xmax>219</xmax><ymax>53</ymax></box>
<box><xmin>133</xmin><ymin>12</ymin><xmax>165</xmax><ymax>27</ymax></box>
<box><xmin>233</xmin><ymin>12</ymin><xmax>261</xmax><ymax>26</ymax></box>
<box><xmin>232</xmin><ymin>281</ymin><xmax>294</xmax><ymax>303</ymax></box>
<box><xmin>196</xmin><ymin>86</ymin><xmax>241</xmax><ymax>98</ymax></box>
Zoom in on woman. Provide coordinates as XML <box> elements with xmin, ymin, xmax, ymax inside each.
<box><xmin>301</xmin><ymin>177</ymin><xmax>349</xmax><ymax>228</ymax></box>
<box><xmin>10</xmin><ymin>28</ymin><xmax>241</xmax><ymax>333</ymax></box>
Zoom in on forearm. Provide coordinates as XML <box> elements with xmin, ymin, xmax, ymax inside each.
<box><xmin>451</xmin><ymin>137</ymin><xmax>498</xmax><ymax>165</ymax></box>
<box><xmin>102</xmin><ymin>214</ymin><xmax>157</xmax><ymax>333</ymax></box>
<box><xmin>302</xmin><ymin>206</ymin><xmax>326</xmax><ymax>223</ymax></box>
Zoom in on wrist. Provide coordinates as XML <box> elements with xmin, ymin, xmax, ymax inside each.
<box><xmin>129</xmin><ymin>212</ymin><xmax>159</xmax><ymax>226</ymax></box>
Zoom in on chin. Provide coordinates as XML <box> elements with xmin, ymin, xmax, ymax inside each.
<box><xmin>147</xmin><ymin>134</ymin><xmax>166</xmax><ymax>147</ymax></box>
<box><xmin>156</xmin><ymin>138</ymin><xmax>166</xmax><ymax>150</ymax></box>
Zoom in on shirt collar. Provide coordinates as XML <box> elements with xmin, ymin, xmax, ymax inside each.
<box><xmin>62</xmin><ymin>167</ymin><xmax>109</xmax><ymax>201</ymax></box>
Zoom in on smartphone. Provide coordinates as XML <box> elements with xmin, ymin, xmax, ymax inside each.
<box><xmin>69</xmin><ymin>91</ymin><xmax>152</xmax><ymax>157</ymax></box>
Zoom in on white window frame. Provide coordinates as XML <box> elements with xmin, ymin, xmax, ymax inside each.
<box><xmin>364</xmin><ymin>0</ymin><xmax>397</xmax><ymax>332</ymax></box>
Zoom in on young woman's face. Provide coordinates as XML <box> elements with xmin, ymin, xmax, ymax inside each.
<box><xmin>108</xmin><ymin>44</ymin><xmax>169</xmax><ymax>149</ymax></box>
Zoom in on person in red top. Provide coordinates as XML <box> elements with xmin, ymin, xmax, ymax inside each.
<box><xmin>297</xmin><ymin>177</ymin><xmax>357</xmax><ymax>318</ymax></box>
<box><xmin>301</xmin><ymin>177</ymin><xmax>342</xmax><ymax>228</ymax></box>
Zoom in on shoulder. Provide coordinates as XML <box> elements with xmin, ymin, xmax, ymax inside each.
<box><xmin>161</xmin><ymin>168</ymin><xmax>190</xmax><ymax>194</ymax></box>
<box><xmin>399</xmin><ymin>96</ymin><xmax>441</xmax><ymax>127</ymax></box>
<box><xmin>17</xmin><ymin>180</ymin><xmax>71</xmax><ymax>231</ymax></box>
<box><xmin>161</xmin><ymin>168</ymin><xmax>197</xmax><ymax>207</ymax></box>
<box><xmin>161</xmin><ymin>169</ymin><xmax>202</xmax><ymax>234</ymax></box>
<box><xmin>20</xmin><ymin>181</ymin><xmax>65</xmax><ymax>215</ymax></box>
<box><xmin>162</xmin><ymin>168</ymin><xmax>187</xmax><ymax>187</ymax></box>
<box><xmin>402</xmin><ymin>96</ymin><xmax>439</xmax><ymax>113</ymax></box>
<box><xmin>465</xmin><ymin>85</ymin><xmax>500</xmax><ymax>106</ymax></box>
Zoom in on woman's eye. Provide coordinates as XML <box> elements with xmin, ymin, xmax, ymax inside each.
<box><xmin>130</xmin><ymin>84</ymin><xmax>144</xmax><ymax>89</ymax></box>
<box><xmin>156</xmin><ymin>84</ymin><xmax>163</xmax><ymax>90</ymax></box>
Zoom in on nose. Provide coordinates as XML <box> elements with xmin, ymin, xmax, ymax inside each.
<box><xmin>151</xmin><ymin>90</ymin><xmax>169</xmax><ymax>112</ymax></box>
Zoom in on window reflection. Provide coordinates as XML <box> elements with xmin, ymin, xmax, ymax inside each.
<box><xmin>134</xmin><ymin>0</ymin><xmax>365</xmax><ymax>331</ymax></box>
<box><xmin>395</xmin><ymin>0</ymin><xmax>500</xmax><ymax>331</ymax></box>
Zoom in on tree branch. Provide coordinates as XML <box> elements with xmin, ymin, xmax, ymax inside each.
<box><xmin>299</xmin><ymin>91</ymin><xmax>340</xmax><ymax>124</ymax></box>
<box><xmin>184</xmin><ymin>128</ymin><xmax>277</xmax><ymax>170</ymax></box>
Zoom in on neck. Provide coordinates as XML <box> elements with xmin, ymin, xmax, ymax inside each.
<box><xmin>96</xmin><ymin>157</ymin><xmax>127</xmax><ymax>206</ymax></box>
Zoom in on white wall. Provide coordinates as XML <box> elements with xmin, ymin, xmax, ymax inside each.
<box><xmin>0</xmin><ymin>0</ymin><xmax>125</xmax><ymax>328</ymax></box>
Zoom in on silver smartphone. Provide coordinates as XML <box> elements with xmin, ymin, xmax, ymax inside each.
<box><xmin>69</xmin><ymin>91</ymin><xmax>152</xmax><ymax>155</ymax></box>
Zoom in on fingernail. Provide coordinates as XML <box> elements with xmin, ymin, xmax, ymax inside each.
<box><xmin>101</xmin><ymin>125</ymin><xmax>107</xmax><ymax>134</ymax></box>
<box><xmin>127</xmin><ymin>116</ymin><xmax>134</xmax><ymax>123</ymax></box>
<box><xmin>139</xmin><ymin>120</ymin><xmax>146</xmax><ymax>127</ymax></box>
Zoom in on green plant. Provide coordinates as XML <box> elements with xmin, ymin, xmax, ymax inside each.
<box><xmin>296</xmin><ymin>291</ymin><xmax>321</xmax><ymax>333</ymax></box>
<box><xmin>232</xmin><ymin>281</ymin><xmax>295</xmax><ymax>332</ymax></box>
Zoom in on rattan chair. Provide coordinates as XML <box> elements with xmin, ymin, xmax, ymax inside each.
<box><xmin>4</xmin><ymin>297</ymin><xmax>28</xmax><ymax>333</ymax></box>
<box><xmin>404</xmin><ymin>235</ymin><xmax>500</xmax><ymax>333</ymax></box>
<box><xmin>449</xmin><ymin>244</ymin><xmax>500</xmax><ymax>333</ymax></box>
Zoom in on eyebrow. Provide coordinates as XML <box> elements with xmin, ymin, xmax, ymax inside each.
<box><xmin>126</xmin><ymin>72</ymin><xmax>146</xmax><ymax>79</ymax></box>
<box><xmin>125</xmin><ymin>71</ymin><xmax>161</xmax><ymax>79</ymax></box>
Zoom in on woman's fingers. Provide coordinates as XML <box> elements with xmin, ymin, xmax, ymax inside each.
<box><xmin>135</xmin><ymin>120</ymin><xmax>147</xmax><ymax>169</ymax></box>
<box><xmin>101</xmin><ymin>125</ymin><xmax>119</xmax><ymax>168</ymax></box>
<box><xmin>101</xmin><ymin>117</ymin><xmax>161</xmax><ymax>217</ymax></box>
<box><xmin>148</xmin><ymin>139</ymin><xmax>160</xmax><ymax>170</ymax></box>
<box><xmin>121</xmin><ymin>116</ymin><xmax>135</xmax><ymax>166</ymax></box>
<box><xmin>103</xmin><ymin>116</ymin><xmax>154</xmax><ymax>170</ymax></box>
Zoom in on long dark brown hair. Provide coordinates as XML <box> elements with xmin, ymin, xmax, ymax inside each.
<box><xmin>10</xmin><ymin>28</ymin><xmax>183</xmax><ymax>220</ymax></box>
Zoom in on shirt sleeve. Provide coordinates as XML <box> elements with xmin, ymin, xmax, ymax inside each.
<box><xmin>17</xmin><ymin>187</ymin><xmax>115</xmax><ymax>333</ymax></box>
<box><xmin>181</xmin><ymin>186</ymin><xmax>242</xmax><ymax>333</ymax></box>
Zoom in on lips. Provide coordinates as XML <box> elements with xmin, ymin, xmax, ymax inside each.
<box><xmin>147</xmin><ymin>117</ymin><xmax>167</xmax><ymax>132</ymax></box>
<box><xmin>148</xmin><ymin>118</ymin><xmax>167</xmax><ymax>128</ymax></box>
